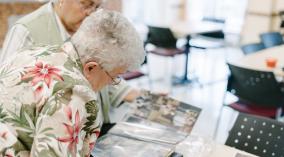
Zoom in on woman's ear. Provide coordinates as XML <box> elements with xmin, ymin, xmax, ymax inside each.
<box><xmin>83</xmin><ymin>61</ymin><xmax>99</xmax><ymax>79</ymax></box>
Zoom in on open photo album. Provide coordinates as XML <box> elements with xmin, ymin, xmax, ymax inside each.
<box><xmin>127</xmin><ymin>90</ymin><xmax>202</xmax><ymax>134</ymax></box>
<box><xmin>92</xmin><ymin>90</ymin><xmax>202</xmax><ymax>157</ymax></box>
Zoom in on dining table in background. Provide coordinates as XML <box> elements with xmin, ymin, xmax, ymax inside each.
<box><xmin>229</xmin><ymin>45</ymin><xmax>284</xmax><ymax>78</ymax></box>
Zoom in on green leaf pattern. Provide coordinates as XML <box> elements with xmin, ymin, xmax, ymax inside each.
<box><xmin>0</xmin><ymin>44</ymin><xmax>102</xmax><ymax>157</ymax></box>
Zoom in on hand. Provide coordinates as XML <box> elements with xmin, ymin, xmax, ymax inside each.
<box><xmin>155</xmin><ymin>92</ymin><xmax>168</xmax><ymax>96</ymax></box>
<box><xmin>123</xmin><ymin>88</ymin><xmax>141</xmax><ymax>102</ymax></box>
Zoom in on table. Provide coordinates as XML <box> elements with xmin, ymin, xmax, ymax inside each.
<box><xmin>175</xmin><ymin>135</ymin><xmax>258</xmax><ymax>157</ymax></box>
<box><xmin>169</xmin><ymin>21</ymin><xmax>223</xmax><ymax>85</ymax></box>
<box><xmin>229</xmin><ymin>45</ymin><xmax>284</xmax><ymax>77</ymax></box>
<box><xmin>108</xmin><ymin>102</ymin><xmax>258</xmax><ymax>157</ymax></box>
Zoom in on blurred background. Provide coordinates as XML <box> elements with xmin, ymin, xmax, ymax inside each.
<box><xmin>1</xmin><ymin>0</ymin><xmax>284</xmax><ymax>144</ymax></box>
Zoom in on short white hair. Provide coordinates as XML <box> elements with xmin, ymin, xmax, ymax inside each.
<box><xmin>71</xmin><ymin>9</ymin><xmax>145</xmax><ymax>72</ymax></box>
<box><xmin>49</xmin><ymin>0</ymin><xmax>106</xmax><ymax>4</ymax></box>
<box><xmin>49</xmin><ymin>0</ymin><xmax>58</xmax><ymax>3</ymax></box>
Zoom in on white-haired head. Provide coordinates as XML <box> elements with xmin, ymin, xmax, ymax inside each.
<box><xmin>49</xmin><ymin>0</ymin><xmax>59</xmax><ymax>3</ymax></box>
<box><xmin>49</xmin><ymin>0</ymin><xmax>106</xmax><ymax>4</ymax></box>
<box><xmin>71</xmin><ymin>9</ymin><xmax>145</xmax><ymax>72</ymax></box>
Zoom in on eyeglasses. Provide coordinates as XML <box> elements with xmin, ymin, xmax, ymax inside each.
<box><xmin>76</xmin><ymin>0</ymin><xmax>101</xmax><ymax>12</ymax></box>
<box><xmin>104</xmin><ymin>70</ymin><xmax>122</xmax><ymax>85</ymax></box>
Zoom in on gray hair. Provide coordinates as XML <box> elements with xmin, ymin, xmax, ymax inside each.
<box><xmin>49</xmin><ymin>0</ymin><xmax>59</xmax><ymax>3</ymax></box>
<box><xmin>71</xmin><ymin>9</ymin><xmax>145</xmax><ymax>72</ymax></box>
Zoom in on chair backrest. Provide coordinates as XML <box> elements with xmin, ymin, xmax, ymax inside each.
<box><xmin>280</xmin><ymin>11</ymin><xmax>284</xmax><ymax>26</ymax></box>
<box><xmin>260</xmin><ymin>32</ymin><xmax>284</xmax><ymax>48</ymax></box>
<box><xmin>241</xmin><ymin>43</ymin><xmax>265</xmax><ymax>55</ymax></box>
<box><xmin>227</xmin><ymin>63</ymin><xmax>284</xmax><ymax>107</ymax></box>
<box><xmin>198</xmin><ymin>31</ymin><xmax>225</xmax><ymax>39</ymax></box>
<box><xmin>199</xmin><ymin>17</ymin><xmax>225</xmax><ymax>39</ymax></box>
<box><xmin>202</xmin><ymin>17</ymin><xmax>225</xmax><ymax>24</ymax></box>
<box><xmin>280</xmin><ymin>11</ymin><xmax>284</xmax><ymax>20</ymax></box>
<box><xmin>146</xmin><ymin>26</ymin><xmax>177</xmax><ymax>48</ymax></box>
<box><xmin>226</xmin><ymin>113</ymin><xmax>284</xmax><ymax>157</ymax></box>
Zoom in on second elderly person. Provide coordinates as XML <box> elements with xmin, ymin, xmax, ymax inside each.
<box><xmin>0</xmin><ymin>0</ymin><xmax>142</xmax><ymax>130</ymax></box>
<box><xmin>0</xmin><ymin>9</ymin><xmax>145</xmax><ymax>157</ymax></box>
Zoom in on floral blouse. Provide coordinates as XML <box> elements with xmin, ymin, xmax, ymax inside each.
<box><xmin>0</xmin><ymin>42</ymin><xmax>102</xmax><ymax>157</ymax></box>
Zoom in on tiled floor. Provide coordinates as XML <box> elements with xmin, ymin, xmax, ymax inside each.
<box><xmin>125</xmin><ymin>43</ymin><xmax>244</xmax><ymax>144</ymax></box>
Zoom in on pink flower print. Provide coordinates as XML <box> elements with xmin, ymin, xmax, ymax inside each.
<box><xmin>64</xmin><ymin>106</ymin><xmax>73</xmax><ymax>121</ymax></box>
<box><xmin>93</xmin><ymin>131</ymin><xmax>100</xmax><ymax>138</ymax></box>
<box><xmin>22</xmin><ymin>61</ymin><xmax>64</xmax><ymax>94</ymax></box>
<box><xmin>4</xmin><ymin>149</ymin><xmax>14</xmax><ymax>157</ymax></box>
<box><xmin>86</xmin><ymin>131</ymin><xmax>100</xmax><ymax>157</ymax></box>
<box><xmin>57</xmin><ymin>110</ymin><xmax>82</xmax><ymax>156</ymax></box>
<box><xmin>87</xmin><ymin>142</ymin><xmax>96</xmax><ymax>157</ymax></box>
<box><xmin>0</xmin><ymin>131</ymin><xmax>7</xmax><ymax>140</ymax></box>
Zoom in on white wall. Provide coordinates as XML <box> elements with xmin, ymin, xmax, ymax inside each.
<box><xmin>186</xmin><ymin>0</ymin><xmax>204</xmax><ymax>21</ymax></box>
<box><xmin>122</xmin><ymin>0</ymin><xmax>144</xmax><ymax>23</ymax></box>
<box><xmin>122</xmin><ymin>0</ymin><xmax>248</xmax><ymax>33</ymax></box>
<box><xmin>123</xmin><ymin>0</ymin><xmax>192</xmax><ymax>26</ymax></box>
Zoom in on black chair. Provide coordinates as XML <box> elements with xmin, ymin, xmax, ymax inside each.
<box><xmin>121</xmin><ymin>51</ymin><xmax>152</xmax><ymax>88</ymax></box>
<box><xmin>260</xmin><ymin>32</ymin><xmax>284</xmax><ymax>48</ymax></box>
<box><xmin>189</xmin><ymin>17</ymin><xmax>225</xmax><ymax>49</ymax></box>
<box><xmin>122</xmin><ymin>55</ymin><xmax>147</xmax><ymax>81</ymax></box>
<box><xmin>279</xmin><ymin>11</ymin><xmax>284</xmax><ymax>29</ymax></box>
<box><xmin>214</xmin><ymin>63</ymin><xmax>284</xmax><ymax>138</ymax></box>
<box><xmin>199</xmin><ymin>17</ymin><xmax>225</xmax><ymax>39</ymax></box>
<box><xmin>241</xmin><ymin>43</ymin><xmax>265</xmax><ymax>55</ymax></box>
<box><xmin>121</xmin><ymin>71</ymin><xmax>145</xmax><ymax>80</ymax></box>
<box><xmin>226</xmin><ymin>113</ymin><xmax>284</xmax><ymax>157</ymax></box>
<box><xmin>226</xmin><ymin>63</ymin><xmax>284</xmax><ymax>110</ymax></box>
<box><xmin>146</xmin><ymin>26</ymin><xmax>184</xmax><ymax>57</ymax></box>
<box><xmin>145</xmin><ymin>26</ymin><xmax>185</xmax><ymax>88</ymax></box>
<box><xmin>279</xmin><ymin>11</ymin><xmax>284</xmax><ymax>36</ymax></box>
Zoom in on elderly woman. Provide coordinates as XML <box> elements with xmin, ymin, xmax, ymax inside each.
<box><xmin>0</xmin><ymin>9</ymin><xmax>145</xmax><ymax>157</ymax></box>
<box><xmin>1</xmin><ymin>0</ymin><xmax>142</xmax><ymax>130</ymax></box>
<box><xmin>1</xmin><ymin>0</ymin><xmax>102</xmax><ymax>59</ymax></box>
